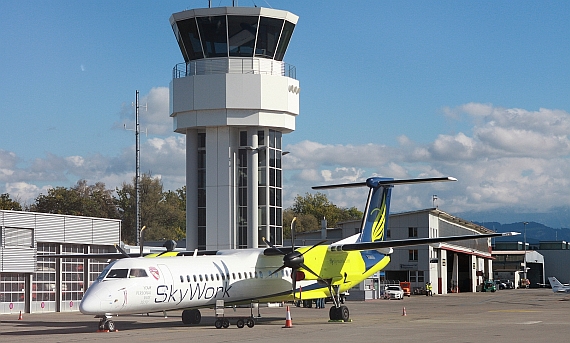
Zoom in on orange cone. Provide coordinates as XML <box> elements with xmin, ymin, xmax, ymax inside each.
<box><xmin>402</xmin><ymin>307</ymin><xmax>407</xmax><ymax>316</ymax></box>
<box><xmin>283</xmin><ymin>305</ymin><xmax>293</xmax><ymax>328</ymax></box>
<box><xmin>18</xmin><ymin>311</ymin><xmax>23</xmax><ymax>320</ymax></box>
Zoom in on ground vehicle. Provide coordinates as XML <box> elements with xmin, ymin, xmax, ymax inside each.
<box><xmin>384</xmin><ymin>285</ymin><xmax>404</xmax><ymax>299</ymax></box>
<box><xmin>399</xmin><ymin>282</ymin><xmax>411</xmax><ymax>297</ymax></box>
<box><xmin>482</xmin><ymin>280</ymin><xmax>496</xmax><ymax>292</ymax></box>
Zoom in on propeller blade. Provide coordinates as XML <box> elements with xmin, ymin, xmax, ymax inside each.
<box><xmin>262</xmin><ymin>237</ymin><xmax>286</xmax><ymax>255</ymax></box>
<box><xmin>114</xmin><ymin>244</ymin><xmax>131</xmax><ymax>258</ymax></box>
<box><xmin>300</xmin><ymin>240</ymin><xmax>327</xmax><ymax>256</ymax></box>
<box><xmin>292</xmin><ymin>270</ymin><xmax>297</xmax><ymax>300</ymax></box>
<box><xmin>299</xmin><ymin>262</ymin><xmax>326</xmax><ymax>283</ymax></box>
<box><xmin>268</xmin><ymin>265</ymin><xmax>286</xmax><ymax>277</ymax></box>
<box><xmin>290</xmin><ymin>217</ymin><xmax>297</xmax><ymax>250</ymax></box>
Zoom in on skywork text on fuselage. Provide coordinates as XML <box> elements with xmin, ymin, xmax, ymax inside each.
<box><xmin>155</xmin><ymin>282</ymin><xmax>232</xmax><ymax>304</ymax></box>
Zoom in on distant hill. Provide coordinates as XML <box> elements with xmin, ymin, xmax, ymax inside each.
<box><xmin>474</xmin><ymin>221</ymin><xmax>570</xmax><ymax>243</ymax></box>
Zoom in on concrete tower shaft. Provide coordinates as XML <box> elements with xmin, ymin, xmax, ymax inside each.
<box><xmin>169</xmin><ymin>7</ymin><xmax>299</xmax><ymax>250</ymax></box>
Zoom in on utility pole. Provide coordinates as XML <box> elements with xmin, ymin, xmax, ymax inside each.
<box><xmin>135</xmin><ymin>90</ymin><xmax>141</xmax><ymax>246</ymax></box>
<box><xmin>523</xmin><ymin>221</ymin><xmax>529</xmax><ymax>285</ymax></box>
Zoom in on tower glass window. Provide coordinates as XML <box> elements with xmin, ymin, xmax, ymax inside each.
<box><xmin>228</xmin><ymin>16</ymin><xmax>259</xmax><ymax>57</ymax></box>
<box><xmin>197</xmin><ymin>16</ymin><xmax>228</xmax><ymax>58</ymax></box>
<box><xmin>197</xmin><ymin>132</ymin><xmax>207</xmax><ymax>250</ymax></box>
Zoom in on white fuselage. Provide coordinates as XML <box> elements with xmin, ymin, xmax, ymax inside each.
<box><xmin>79</xmin><ymin>249</ymin><xmax>317</xmax><ymax>315</ymax></box>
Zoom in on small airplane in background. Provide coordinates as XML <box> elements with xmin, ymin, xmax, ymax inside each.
<box><xmin>40</xmin><ymin>176</ymin><xmax>519</xmax><ymax>332</ymax></box>
<box><xmin>548</xmin><ymin>277</ymin><xmax>570</xmax><ymax>293</ymax></box>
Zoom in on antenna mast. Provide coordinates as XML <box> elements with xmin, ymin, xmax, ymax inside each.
<box><xmin>135</xmin><ymin>90</ymin><xmax>141</xmax><ymax>246</ymax></box>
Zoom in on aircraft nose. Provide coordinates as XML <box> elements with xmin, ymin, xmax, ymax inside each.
<box><xmin>79</xmin><ymin>283</ymin><xmax>105</xmax><ymax>314</ymax></box>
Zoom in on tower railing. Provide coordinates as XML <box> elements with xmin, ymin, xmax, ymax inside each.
<box><xmin>173</xmin><ymin>58</ymin><xmax>296</xmax><ymax>80</ymax></box>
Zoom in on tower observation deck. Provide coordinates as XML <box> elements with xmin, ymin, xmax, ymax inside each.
<box><xmin>169</xmin><ymin>7</ymin><xmax>299</xmax><ymax>250</ymax></box>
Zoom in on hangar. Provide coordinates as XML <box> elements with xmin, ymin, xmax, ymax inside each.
<box><xmin>296</xmin><ymin>208</ymin><xmax>495</xmax><ymax>296</ymax></box>
<box><xmin>0</xmin><ymin>210</ymin><xmax>119</xmax><ymax>314</ymax></box>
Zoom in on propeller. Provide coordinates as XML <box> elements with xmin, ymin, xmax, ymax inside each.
<box><xmin>263</xmin><ymin>218</ymin><xmax>329</xmax><ymax>299</ymax></box>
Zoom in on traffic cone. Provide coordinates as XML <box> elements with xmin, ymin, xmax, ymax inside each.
<box><xmin>18</xmin><ymin>311</ymin><xmax>23</xmax><ymax>320</ymax></box>
<box><xmin>402</xmin><ymin>307</ymin><xmax>407</xmax><ymax>316</ymax></box>
<box><xmin>283</xmin><ymin>305</ymin><xmax>293</xmax><ymax>328</ymax></box>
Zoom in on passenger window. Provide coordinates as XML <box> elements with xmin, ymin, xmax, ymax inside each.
<box><xmin>199</xmin><ymin>275</ymin><xmax>203</xmax><ymax>282</ymax></box>
<box><xmin>232</xmin><ymin>273</ymin><xmax>236</xmax><ymax>280</ymax></box>
<box><xmin>221</xmin><ymin>274</ymin><xmax>225</xmax><ymax>280</ymax></box>
<box><xmin>249</xmin><ymin>272</ymin><xmax>253</xmax><ymax>279</ymax></box>
<box><xmin>216</xmin><ymin>274</ymin><xmax>220</xmax><ymax>281</ymax></box>
<box><xmin>187</xmin><ymin>275</ymin><xmax>191</xmax><ymax>282</ymax></box>
<box><xmin>238</xmin><ymin>272</ymin><xmax>242</xmax><ymax>279</ymax></box>
<box><xmin>180</xmin><ymin>275</ymin><xmax>184</xmax><ymax>282</ymax></box>
<box><xmin>193</xmin><ymin>275</ymin><xmax>197</xmax><ymax>282</ymax></box>
<box><xmin>107</xmin><ymin>269</ymin><xmax>128</xmax><ymax>278</ymax></box>
<box><xmin>205</xmin><ymin>274</ymin><xmax>209</xmax><ymax>281</ymax></box>
<box><xmin>211</xmin><ymin>274</ymin><xmax>214</xmax><ymax>281</ymax></box>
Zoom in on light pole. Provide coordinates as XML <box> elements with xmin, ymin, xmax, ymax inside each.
<box><xmin>523</xmin><ymin>221</ymin><xmax>529</xmax><ymax>284</ymax></box>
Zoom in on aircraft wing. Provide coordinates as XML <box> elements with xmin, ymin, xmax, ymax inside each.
<box><xmin>329</xmin><ymin>231</ymin><xmax>519</xmax><ymax>252</ymax></box>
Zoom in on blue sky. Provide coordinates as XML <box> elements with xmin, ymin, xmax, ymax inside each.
<box><xmin>1</xmin><ymin>1</ymin><xmax>570</xmax><ymax>227</ymax></box>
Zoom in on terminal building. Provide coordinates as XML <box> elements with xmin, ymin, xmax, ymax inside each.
<box><xmin>0</xmin><ymin>210</ymin><xmax>119</xmax><ymax>314</ymax></box>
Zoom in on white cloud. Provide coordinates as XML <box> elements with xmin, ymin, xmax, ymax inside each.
<box><xmin>2</xmin><ymin>102</ymin><xmax>570</xmax><ymax>226</ymax></box>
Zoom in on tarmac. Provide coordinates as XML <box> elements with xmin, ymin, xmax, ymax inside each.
<box><xmin>2</xmin><ymin>288</ymin><xmax>570</xmax><ymax>342</ymax></box>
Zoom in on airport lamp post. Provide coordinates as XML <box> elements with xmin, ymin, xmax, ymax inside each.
<box><xmin>523</xmin><ymin>221</ymin><xmax>529</xmax><ymax>284</ymax></box>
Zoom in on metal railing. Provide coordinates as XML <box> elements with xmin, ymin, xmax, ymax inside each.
<box><xmin>173</xmin><ymin>58</ymin><xmax>296</xmax><ymax>80</ymax></box>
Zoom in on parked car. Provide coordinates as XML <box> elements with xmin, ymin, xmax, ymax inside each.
<box><xmin>482</xmin><ymin>280</ymin><xmax>496</xmax><ymax>292</ymax></box>
<box><xmin>384</xmin><ymin>285</ymin><xmax>404</xmax><ymax>300</ymax></box>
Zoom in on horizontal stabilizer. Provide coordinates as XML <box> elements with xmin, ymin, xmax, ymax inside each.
<box><xmin>330</xmin><ymin>231</ymin><xmax>519</xmax><ymax>252</ymax></box>
<box><xmin>312</xmin><ymin>176</ymin><xmax>457</xmax><ymax>190</ymax></box>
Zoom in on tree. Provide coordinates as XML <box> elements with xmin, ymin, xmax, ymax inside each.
<box><xmin>0</xmin><ymin>193</ymin><xmax>22</xmax><ymax>211</ymax></box>
<box><xmin>115</xmin><ymin>174</ymin><xmax>186</xmax><ymax>244</ymax></box>
<box><xmin>284</xmin><ymin>192</ymin><xmax>363</xmax><ymax>238</ymax></box>
<box><xmin>31</xmin><ymin>180</ymin><xmax>118</xmax><ymax>218</ymax></box>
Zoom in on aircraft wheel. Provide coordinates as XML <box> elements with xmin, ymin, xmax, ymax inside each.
<box><xmin>182</xmin><ymin>310</ymin><xmax>192</xmax><ymax>325</ymax></box>
<box><xmin>236</xmin><ymin>319</ymin><xmax>245</xmax><ymax>328</ymax></box>
<box><xmin>214</xmin><ymin>319</ymin><xmax>223</xmax><ymax>329</ymax></box>
<box><xmin>339</xmin><ymin>306</ymin><xmax>350</xmax><ymax>322</ymax></box>
<box><xmin>222</xmin><ymin>319</ymin><xmax>230</xmax><ymax>328</ymax></box>
<box><xmin>246</xmin><ymin>318</ymin><xmax>255</xmax><ymax>328</ymax></box>
<box><xmin>329</xmin><ymin>306</ymin><xmax>340</xmax><ymax>321</ymax></box>
<box><xmin>105</xmin><ymin>320</ymin><xmax>116</xmax><ymax>332</ymax></box>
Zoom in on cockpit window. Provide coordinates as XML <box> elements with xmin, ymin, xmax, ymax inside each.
<box><xmin>129</xmin><ymin>269</ymin><xmax>148</xmax><ymax>278</ymax></box>
<box><xmin>97</xmin><ymin>261</ymin><xmax>117</xmax><ymax>281</ymax></box>
<box><xmin>106</xmin><ymin>269</ymin><xmax>129</xmax><ymax>279</ymax></box>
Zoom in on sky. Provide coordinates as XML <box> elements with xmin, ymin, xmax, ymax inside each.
<box><xmin>1</xmin><ymin>0</ymin><xmax>570</xmax><ymax>228</ymax></box>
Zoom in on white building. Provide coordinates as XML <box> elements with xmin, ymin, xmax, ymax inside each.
<box><xmin>0</xmin><ymin>210</ymin><xmax>120</xmax><ymax>314</ymax></box>
<box><xmin>296</xmin><ymin>209</ymin><xmax>496</xmax><ymax>297</ymax></box>
<box><xmin>169</xmin><ymin>7</ymin><xmax>299</xmax><ymax>251</ymax></box>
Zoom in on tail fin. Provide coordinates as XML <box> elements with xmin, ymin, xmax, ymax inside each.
<box><xmin>548</xmin><ymin>277</ymin><xmax>565</xmax><ymax>291</ymax></box>
<box><xmin>358</xmin><ymin>179</ymin><xmax>393</xmax><ymax>243</ymax></box>
<box><xmin>312</xmin><ymin>176</ymin><xmax>456</xmax><ymax>244</ymax></box>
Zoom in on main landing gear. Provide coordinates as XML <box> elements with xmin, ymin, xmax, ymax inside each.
<box><xmin>327</xmin><ymin>284</ymin><xmax>350</xmax><ymax>322</ymax></box>
<box><xmin>181</xmin><ymin>309</ymin><xmax>202</xmax><ymax>325</ymax></box>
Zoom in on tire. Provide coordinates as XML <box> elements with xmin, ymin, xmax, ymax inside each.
<box><xmin>214</xmin><ymin>319</ymin><xmax>223</xmax><ymax>329</ymax></box>
<box><xmin>339</xmin><ymin>306</ymin><xmax>350</xmax><ymax>322</ymax></box>
<box><xmin>236</xmin><ymin>319</ymin><xmax>245</xmax><ymax>328</ymax></box>
<box><xmin>105</xmin><ymin>320</ymin><xmax>115</xmax><ymax>332</ymax></box>
<box><xmin>182</xmin><ymin>309</ymin><xmax>201</xmax><ymax>324</ymax></box>
<box><xmin>246</xmin><ymin>318</ymin><xmax>255</xmax><ymax>328</ymax></box>
<box><xmin>329</xmin><ymin>306</ymin><xmax>341</xmax><ymax>321</ymax></box>
<box><xmin>222</xmin><ymin>319</ymin><xmax>229</xmax><ymax>328</ymax></box>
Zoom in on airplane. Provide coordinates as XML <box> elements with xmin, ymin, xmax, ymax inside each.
<box><xmin>547</xmin><ymin>277</ymin><xmax>570</xmax><ymax>293</ymax></box>
<box><xmin>39</xmin><ymin>176</ymin><xmax>519</xmax><ymax>332</ymax></box>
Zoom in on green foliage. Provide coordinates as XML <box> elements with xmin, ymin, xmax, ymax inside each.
<box><xmin>0</xmin><ymin>193</ymin><xmax>22</xmax><ymax>211</ymax></box>
<box><xmin>115</xmin><ymin>174</ymin><xmax>186</xmax><ymax>244</ymax></box>
<box><xmin>289</xmin><ymin>192</ymin><xmax>363</xmax><ymax>230</ymax></box>
<box><xmin>31</xmin><ymin>180</ymin><xmax>118</xmax><ymax>218</ymax></box>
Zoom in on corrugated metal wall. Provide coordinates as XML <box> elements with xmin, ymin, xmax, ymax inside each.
<box><xmin>0</xmin><ymin>210</ymin><xmax>121</xmax><ymax>273</ymax></box>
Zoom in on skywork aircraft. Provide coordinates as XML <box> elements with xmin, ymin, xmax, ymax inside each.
<box><xmin>548</xmin><ymin>277</ymin><xmax>570</xmax><ymax>293</ymax></box>
<box><xmin>40</xmin><ymin>176</ymin><xmax>518</xmax><ymax>332</ymax></box>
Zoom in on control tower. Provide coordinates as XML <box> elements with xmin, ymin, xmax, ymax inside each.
<box><xmin>169</xmin><ymin>7</ymin><xmax>299</xmax><ymax>250</ymax></box>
